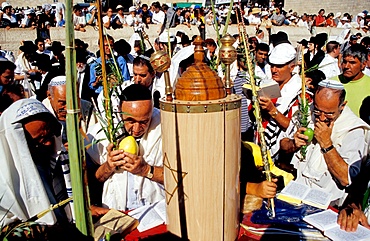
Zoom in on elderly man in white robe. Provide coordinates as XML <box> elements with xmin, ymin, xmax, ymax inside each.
<box><xmin>280</xmin><ymin>80</ymin><xmax>370</xmax><ymax>207</ymax></box>
<box><xmin>86</xmin><ymin>84</ymin><xmax>164</xmax><ymax>213</ymax></box>
<box><xmin>0</xmin><ymin>98</ymin><xmax>73</xmax><ymax>226</ymax></box>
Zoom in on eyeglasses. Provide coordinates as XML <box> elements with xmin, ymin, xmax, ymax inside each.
<box><xmin>313</xmin><ymin>107</ymin><xmax>335</xmax><ymax>118</ymax></box>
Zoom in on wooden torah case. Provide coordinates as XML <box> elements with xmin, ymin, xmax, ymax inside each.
<box><xmin>160</xmin><ymin>36</ymin><xmax>241</xmax><ymax>241</ymax></box>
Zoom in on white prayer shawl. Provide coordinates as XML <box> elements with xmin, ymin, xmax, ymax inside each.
<box><xmin>0</xmin><ymin>99</ymin><xmax>64</xmax><ymax>225</ymax></box>
<box><xmin>319</xmin><ymin>54</ymin><xmax>341</xmax><ymax>79</ymax></box>
<box><xmin>291</xmin><ymin>106</ymin><xmax>370</xmax><ymax>205</ymax></box>
<box><xmin>14</xmin><ymin>53</ymin><xmax>37</xmax><ymax>98</ymax></box>
<box><xmin>363</xmin><ymin>67</ymin><xmax>370</xmax><ymax>77</ymax></box>
<box><xmin>15</xmin><ymin>52</ymin><xmax>35</xmax><ymax>74</ymax></box>
<box><xmin>335</xmin><ymin>29</ymin><xmax>351</xmax><ymax>44</ymax></box>
<box><xmin>170</xmin><ymin>44</ymin><xmax>195</xmax><ymax>88</ymax></box>
<box><xmin>86</xmin><ymin>108</ymin><xmax>164</xmax><ymax>211</ymax></box>
<box><xmin>264</xmin><ymin>74</ymin><xmax>302</xmax><ymax>159</ymax></box>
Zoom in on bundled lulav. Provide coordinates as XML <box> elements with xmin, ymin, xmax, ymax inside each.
<box><xmin>235</xmin><ymin>2</ymin><xmax>275</xmax><ymax>217</ymax></box>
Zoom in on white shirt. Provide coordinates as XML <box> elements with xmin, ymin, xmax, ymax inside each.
<box><xmin>337</xmin><ymin>22</ymin><xmax>352</xmax><ymax>29</ymax></box>
<box><xmin>36</xmin><ymin>50</ymin><xmax>54</xmax><ymax>60</ymax></box>
<box><xmin>102</xmin><ymin>15</ymin><xmax>113</xmax><ymax>24</ymax></box>
<box><xmin>86</xmin><ymin>108</ymin><xmax>164</xmax><ymax>212</ymax></box>
<box><xmin>319</xmin><ymin>54</ymin><xmax>341</xmax><ymax>79</ymax></box>
<box><xmin>2</xmin><ymin>13</ymin><xmax>17</xmax><ymax>24</ymax></box>
<box><xmin>363</xmin><ymin>67</ymin><xmax>370</xmax><ymax>76</ymax></box>
<box><xmin>297</xmin><ymin>19</ymin><xmax>309</xmax><ymax>30</ymax></box>
<box><xmin>73</xmin><ymin>13</ymin><xmax>86</xmax><ymax>27</ymax></box>
<box><xmin>152</xmin><ymin>10</ymin><xmax>165</xmax><ymax>24</ymax></box>
<box><xmin>248</xmin><ymin>15</ymin><xmax>261</xmax><ymax>25</ymax></box>
<box><xmin>115</xmin><ymin>14</ymin><xmax>125</xmax><ymax>25</ymax></box>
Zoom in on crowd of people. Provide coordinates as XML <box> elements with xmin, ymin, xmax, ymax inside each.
<box><xmin>1</xmin><ymin>1</ymin><xmax>370</xmax><ymax>239</ymax></box>
<box><xmin>1</xmin><ymin>1</ymin><xmax>370</xmax><ymax>36</ymax></box>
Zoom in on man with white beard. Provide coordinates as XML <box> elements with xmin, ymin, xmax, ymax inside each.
<box><xmin>75</xmin><ymin>49</ymin><xmax>95</xmax><ymax>103</ymax></box>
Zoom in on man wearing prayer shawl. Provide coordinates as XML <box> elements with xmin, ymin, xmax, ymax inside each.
<box><xmin>0</xmin><ymin>98</ymin><xmax>73</xmax><ymax>226</ymax></box>
<box><xmin>280</xmin><ymin>80</ymin><xmax>370</xmax><ymax>207</ymax></box>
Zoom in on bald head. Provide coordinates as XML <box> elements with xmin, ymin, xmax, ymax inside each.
<box><xmin>47</xmin><ymin>84</ymin><xmax>67</xmax><ymax>121</ymax></box>
<box><xmin>315</xmin><ymin>86</ymin><xmax>345</xmax><ymax>106</ymax></box>
<box><xmin>314</xmin><ymin>86</ymin><xmax>346</xmax><ymax>125</ymax></box>
<box><xmin>121</xmin><ymin>100</ymin><xmax>153</xmax><ymax>138</ymax></box>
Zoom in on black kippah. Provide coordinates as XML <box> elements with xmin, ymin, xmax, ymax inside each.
<box><xmin>119</xmin><ymin>84</ymin><xmax>152</xmax><ymax>101</ymax></box>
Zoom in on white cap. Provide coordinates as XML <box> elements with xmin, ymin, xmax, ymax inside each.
<box><xmin>358</xmin><ymin>13</ymin><xmax>365</xmax><ymax>18</ymax></box>
<box><xmin>116</xmin><ymin>5</ymin><xmax>124</xmax><ymax>10</ymax></box>
<box><xmin>1</xmin><ymin>2</ymin><xmax>11</xmax><ymax>8</ymax></box>
<box><xmin>335</xmin><ymin>12</ymin><xmax>341</xmax><ymax>18</ymax></box>
<box><xmin>159</xmin><ymin>30</ymin><xmax>176</xmax><ymax>43</ymax></box>
<box><xmin>43</xmin><ymin>3</ymin><xmax>52</xmax><ymax>11</ymax></box>
<box><xmin>128</xmin><ymin>6</ymin><xmax>136</xmax><ymax>12</ymax></box>
<box><xmin>49</xmin><ymin>76</ymin><xmax>66</xmax><ymax>87</ymax></box>
<box><xmin>261</xmin><ymin>11</ymin><xmax>269</xmax><ymax>17</ymax></box>
<box><xmin>268</xmin><ymin>43</ymin><xmax>296</xmax><ymax>65</ymax></box>
<box><xmin>341</xmin><ymin>16</ymin><xmax>349</xmax><ymax>21</ymax></box>
<box><xmin>24</xmin><ymin>9</ymin><xmax>34</xmax><ymax>15</ymax></box>
<box><xmin>318</xmin><ymin>79</ymin><xmax>344</xmax><ymax>90</ymax></box>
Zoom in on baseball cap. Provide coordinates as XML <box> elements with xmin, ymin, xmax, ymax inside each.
<box><xmin>128</xmin><ymin>6</ymin><xmax>136</xmax><ymax>12</ymax></box>
<box><xmin>268</xmin><ymin>43</ymin><xmax>296</xmax><ymax>65</ymax></box>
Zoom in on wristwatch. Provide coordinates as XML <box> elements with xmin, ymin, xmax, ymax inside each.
<box><xmin>271</xmin><ymin>109</ymin><xmax>279</xmax><ymax>119</ymax></box>
<box><xmin>321</xmin><ymin>145</ymin><xmax>334</xmax><ymax>154</ymax></box>
<box><xmin>146</xmin><ymin>165</ymin><xmax>154</xmax><ymax>179</ymax></box>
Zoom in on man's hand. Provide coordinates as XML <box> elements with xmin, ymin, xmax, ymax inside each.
<box><xmin>259</xmin><ymin>96</ymin><xmax>275</xmax><ymax>114</ymax></box>
<box><xmin>293</xmin><ymin>127</ymin><xmax>309</xmax><ymax>149</ymax></box>
<box><xmin>92</xmin><ymin>76</ymin><xmax>103</xmax><ymax>87</ymax></box>
<box><xmin>121</xmin><ymin>152</ymin><xmax>149</xmax><ymax>177</ymax></box>
<box><xmin>90</xmin><ymin>205</ymin><xmax>110</xmax><ymax>218</ymax></box>
<box><xmin>106</xmin><ymin>143</ymin><xmax>126</xmax><ymax>171</ymax></box>
<box><xmin>338</xmin><ymin>205</ymin><xmax>370</xmax><ymax>232</ymax></box>
<box><xmin>314</xmin><ymin>120</ymin><xmax>333</xmax><ymax>148</ymax></box>
<box><xmin>247</xmin><ymin>179</ymin><xmax>278</xmax><ymax>198</ymax></box>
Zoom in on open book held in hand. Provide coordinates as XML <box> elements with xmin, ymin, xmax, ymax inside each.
<box><xmin>128</xmin><ymin>199</ymin><xmax>166</xmax><ymax>232</ymax></box>
<box><xmin>94</xmin><ymin>209</ymin><xmax>139</xmax><ymax>241</ymax></box>
<box><xmin>243</xmin><ymin>81</ymin><xmax>281</xmax><ymax>99</ymax></box>
<box><xmin>303</xmin><ymin>209</ymin><xmax>370</xmax><ymax>241</ymax></box>
<box><xmin>277</xmin><ymin>180</ymin><xmax>332</xmax><ymax>209</ymax></box>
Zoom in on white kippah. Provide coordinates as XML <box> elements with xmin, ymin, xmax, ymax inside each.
<box><xmin>49</xmin><ymin>76</ymin><xmax>66</xmax><ymax>87</ymax></box>
<box><xmin>159</xmin><ymin>30</ymin><xmax>176</xmax><ymax>43</ymax></box>
<box><xmin>138</xmin><ymin>55</ymin><xmax>150</xmax><ymax>61</ymax></box>
<box><xmin>318</xmin><ymin>79</ymin><xmax>344</xmax><ymax>90</ymax></box>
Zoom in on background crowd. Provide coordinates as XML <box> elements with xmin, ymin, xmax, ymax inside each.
<box><xmin>1</xmin><ymin>1</ymin><xmax>370</xmax><ymax>35</ymax></box>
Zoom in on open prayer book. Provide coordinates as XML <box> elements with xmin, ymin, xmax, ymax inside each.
<box><xmin>94</xmin><ymin>209</ymin><xmax>139</xmax><ymax>241</ymax></box>
<box><xmin>128</xmin><ymin>199</ymin><xmax>166</xmax><ymax>232</ymax></box>
<box><xmin>277</xmin><ymin>180</ymin><xmax>332</xmax><ymax>209</ymax></box>
<box><xmin>303</xmin><ymin>209</ymin><xmax>370</xmax><ymax>241</ymax></box>
<box><xmin>242</xmin><ymin>81</ymin><xmax>281</xmax><ymax>99</ymax></box>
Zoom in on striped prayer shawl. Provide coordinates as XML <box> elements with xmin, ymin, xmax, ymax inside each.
<box><xmin>264</xmin><ymin>96</ymin><xmax>298</xmax><ymax>160</ymax></box>
<box><xmin>50</xmin><ymin>147</ymin><xmax>74</xmax><ymax>222</ymax></box>
<box><xmin>233</xmin><ymin>71</ymin><xmax>251</xmax><ymax>133</ymax></box>
<box><xmin>264</xmin><ymin>74</ymin><xmax>302</xmax><ymax>161</ymax></box>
